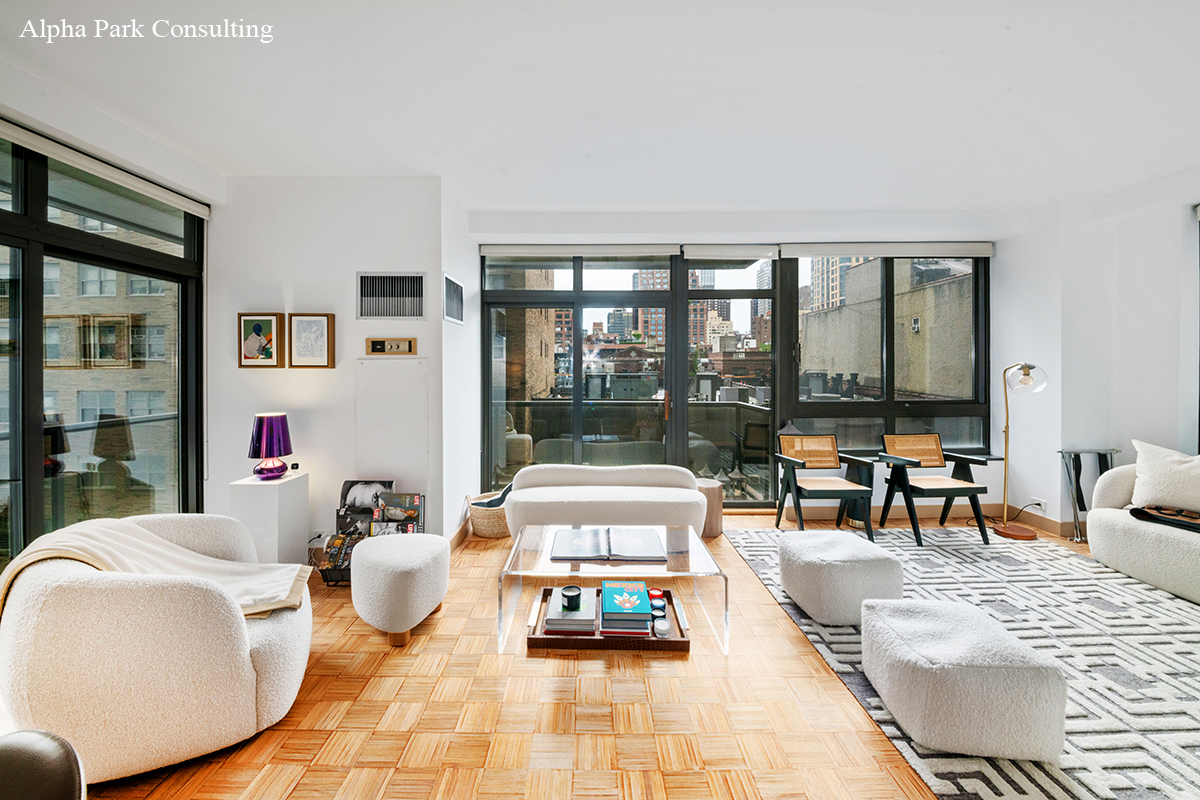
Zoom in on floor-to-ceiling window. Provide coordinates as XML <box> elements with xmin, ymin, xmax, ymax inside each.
<box><xmin>0</xmin><ymin>125</ymin><xmax>205</xmax><ymax>562</ymax></box>
<box><xmin>482</xmin><ymin>243</ymin><xmax>989</xmax><ymax>508</ymax></box>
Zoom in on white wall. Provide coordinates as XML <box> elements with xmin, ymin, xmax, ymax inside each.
<box><xmin>205</xmin><ymin>176</ymin><xmax>449</xmax><ymax>539</ymax></box>
<box><xmin>440</xmin><ymin>187</ymin><xmax>483</xmax><ymax>533</ymax></box>
<box><xmin>991</xmin><ymin>202</ymin><xmax>1066</xmax><ymax>521</ymax></box>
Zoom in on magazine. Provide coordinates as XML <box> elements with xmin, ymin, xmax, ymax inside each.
<box><xmin>549</xmin><ymin>527</ymin><xmax>667</xmax><ymax>562</ymax></box>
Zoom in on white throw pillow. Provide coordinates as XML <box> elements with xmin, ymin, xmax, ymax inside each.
<box><xmin>1131</xmin><ymin>439</ymin><xmax>1200</xmax><ymax>510</ymax></box>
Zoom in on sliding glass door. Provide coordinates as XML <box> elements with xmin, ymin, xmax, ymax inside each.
<box><xmin>482</xmin><ymin>249</ymin><xmax>777</xmax><ymax>504</ymax></box>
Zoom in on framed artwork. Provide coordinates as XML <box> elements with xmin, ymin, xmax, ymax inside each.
<box><xmin>288</xmin><ymin>313</ymin><xmax>335</xmax><ymax>368</ymax></box>
<box><xmin>83</xmin><ymin>314</ymin><xmax>132</xmax><ymax>369</ymax></box>
<box><xmin>238</xmin><ymin>313</ymin><xmax>284</xmax><ymax>368</ymax></box>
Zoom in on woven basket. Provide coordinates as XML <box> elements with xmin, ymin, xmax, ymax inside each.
<box><xmin>468</xmin><ymin>492</ymin><xmax>511</xmax><ymax>539</ymax></box>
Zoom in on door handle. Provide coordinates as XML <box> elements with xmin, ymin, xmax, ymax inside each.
<box><xmin>664</xmin><ymin>389</ymin><xmax>670</xmax><ymax>421</ymax></box>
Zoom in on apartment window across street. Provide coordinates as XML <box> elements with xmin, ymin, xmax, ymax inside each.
<box><xmin>79</xmin><ymin>265</ymin><xmax>117</xmax><ymax>296</ymax></box>
<box><xmin>131</xmin><ymin>325</ymin><xmax>166</xmax><ymax>360</ymax></box>
<box><xmin>127</xmin><ymin>390</ymin><xmax>166</xmax><ymax>417</ymax></box>
<box><xmin>44</xmin><ymin>260</ymin><xmax>60</xmax><ymax>296</ymax></box>
<box><xmin>77</xmin><ymin>390</ymin><xmax>116</xmax><ymax>422</ymax></box>
<box><xmin>129</xmin><ymin>275</ymin><xmax>165</xmax><ymax>295</ymax></box>
<box><xmin>43</xmin><ymin>325</ymin><xmax>60</xmax><ymax>360</ymax></box>
<box><xmin>0</xmin><ymin>130</ymin><xmax>205</xmax><ymax>557</ymax></box>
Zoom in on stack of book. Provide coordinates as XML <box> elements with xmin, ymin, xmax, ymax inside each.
<box><xmin>543</xmin><ymin>587</ymin><xmax>597</xmax><ymax>635</ymax></box>
<box><xmin>599</xmin><ymin>580</ymin><xmax>652</xmax><ymax>636</ymax></box>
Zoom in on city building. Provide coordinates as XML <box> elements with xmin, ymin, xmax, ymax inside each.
<box><xmin>811</xmin><ymin>255</ymin><xmax>871</xmax><ymax>310</ymax></box>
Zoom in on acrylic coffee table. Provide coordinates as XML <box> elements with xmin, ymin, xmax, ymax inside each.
<box><xmin>497</xmin><ymin>524</ymin><xmax>729</xmax><ymax>653</ymax></box>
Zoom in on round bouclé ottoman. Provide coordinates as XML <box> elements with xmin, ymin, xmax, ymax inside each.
<box><xmin>351</xmin><ymin>533</ymin><xmax>450</xmax><ymax>646</ymax></box>
<box><xmin>778</xmin><ymin>530</ymin><xmax>903</xmax><ymax>626</ymax></box>
<box><xmin>861</xmin><ymin>599</ymin><xmax>1067</xmax><ymax>763</ymax></box>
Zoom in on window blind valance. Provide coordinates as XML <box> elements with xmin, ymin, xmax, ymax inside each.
<box><xmin>0</xmin><ymin>118</ymin><xmax>210</xmax><ymax>220</ymax></box>
<box><xmin>779</xmin><ymin>242</ymin><xmax>993</xmax><ymax>258</ymax></box>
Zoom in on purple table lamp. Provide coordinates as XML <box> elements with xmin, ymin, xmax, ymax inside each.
<box><xmin>249</xmin><ymin>412</ymin><xmax>293</xmax><ymax>479</ymax></box>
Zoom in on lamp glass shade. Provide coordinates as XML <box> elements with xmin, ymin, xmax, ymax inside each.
<box><xmin>249</xmin><ymin>413</ymin><xmax>292</xmax><ymax>479</ymax></box>
<box><xmin>43</xmin><ymin>413</ymin><xmax>70</xmax><ymax>456</ymax></box>
<box><xmin>1005</xmin><ymin>363</ymin><xmax>1048</xmax><ymax>394</ymax></box>
<box><xmin>248</xmin><ymin>413</ymin><xmax>293</xmax><ymax>459</ymax></box>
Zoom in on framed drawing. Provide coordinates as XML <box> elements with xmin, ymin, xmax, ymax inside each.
<box><xmin>289</xmin><ymin>313</ymin><xmax>335</xmax><ymax>368</ymax></box>
<box><xmin>238</xmin><ymin>313</ymin><xmax>284</xmax><ymax>368</ymax></box>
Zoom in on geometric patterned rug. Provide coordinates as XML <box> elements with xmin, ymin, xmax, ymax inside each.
<box><xmin>725</xmin><ymin>527</ymin><xmax>1200</xmax><ymax>800</ymax></box>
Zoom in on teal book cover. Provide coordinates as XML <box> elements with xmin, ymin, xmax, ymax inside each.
<box><xmin>601</xmin><ymin>580</ymin><xmax>652</xmax><ymax>619</ymax></box>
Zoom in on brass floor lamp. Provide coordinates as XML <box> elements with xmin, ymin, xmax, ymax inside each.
<box><xmin>994</xmin><ymin>362</ymin><xmax>1049</xmax><ymax>540</ymax></box>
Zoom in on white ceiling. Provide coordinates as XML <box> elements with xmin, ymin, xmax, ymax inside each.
<box><xmin>2</xmin><ymin>0</ymin><xmax>1198</xmax><ymax>213</ymax></box>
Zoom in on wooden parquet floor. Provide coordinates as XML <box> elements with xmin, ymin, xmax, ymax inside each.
<box><xmin>86</xmin><ymin>516</ymin><xmax>1086</xmax><ymax>800</ymax></box>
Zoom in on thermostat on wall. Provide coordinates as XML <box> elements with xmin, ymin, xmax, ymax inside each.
<box><xmin>365</xmin><ymin>337</ymin><xmax>418</xmax><ymax>355</ymax></box>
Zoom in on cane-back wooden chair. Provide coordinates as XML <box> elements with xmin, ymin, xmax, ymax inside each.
<box><xmin>775</xmin><ymin>427</ymin><xmax>876</xmax><ymax>540</ymax></box>
<box><xmin>878</xmin><ymin>433</ymin><xmax>989</xmax><ymax>546</ymax></box>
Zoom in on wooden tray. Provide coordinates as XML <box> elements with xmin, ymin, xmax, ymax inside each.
<box><xmin>526</xmin><ymin>587</ymin><xmax>690</xmax><ymax>651</ymax></box>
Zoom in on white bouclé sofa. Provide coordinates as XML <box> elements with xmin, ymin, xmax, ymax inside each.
<box><xmin>1088</xmin><ymin>464</ymin><xmax>1200</xmax><ymax>604</ymax></box>
<box><xmin>504</xmin><ymin>464</ymin><xmax>708</xmax><ymax>535</ymax></box>
<box><xmin>0</xmin><ymin>514</ymin><xmax>313</xmax><ymax>783</ymax></box>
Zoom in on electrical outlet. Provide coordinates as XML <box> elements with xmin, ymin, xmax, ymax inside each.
<box><xmin>311</xmin><ymin>530</ymin><xmax>331</xmax><ymax>547</ymax></box>
<box><xmin>1030</xmin><ymin>497</ymin><xmax>1046</xmax><ymax>513</ymax></box>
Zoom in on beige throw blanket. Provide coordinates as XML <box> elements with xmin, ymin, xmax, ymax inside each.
<box><xmin>0</xmin><ymin>518</ymin><xmax>312</xmax><ymax>618</ymax></box>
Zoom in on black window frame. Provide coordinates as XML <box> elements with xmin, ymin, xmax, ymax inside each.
<box><xmin>0</xmin><ymin>136</ymin><xmax>205</xmax><ymax>548</ymax></box>
<box><xmin>778</xmin><ymin>255</ymin><xmax>991</xmax><ymax>456</ymax></box>
<box><xmin>481</xmin><ymin>250</ymin><xmax>990</xmax><ymax>507</ymax></box>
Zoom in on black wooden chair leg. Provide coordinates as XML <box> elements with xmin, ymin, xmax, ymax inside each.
<box><xmin>939</xmin><ymin>497</ymin><xmax>955</xmax><ymax>527</ymax></box>
<box><xmin>860</xmin><ymin>497</ymin><xmax>875</xmax><ymax>542</ymax></box>
<box><xmin>775</xmin><ymin>466</ymin><xmax>791</xmax><ymax>529</ymax></box>
<box><xmin>879</xmin><ymin>477</ymin><xmax>897</xmax><ymax>528</ymax></box>
<box><xmin>969</xmin><ymin>494</ymin><xmax>990</xmax><ymax>544</ymax></box>
<box><xmin>793</xmin><ymin>486</ymin><xmax>805</xmax><ymax>531</ymax></box>
<box><xmin>835</xmin><ymin>499</ymin><xmax>847</xmax><ymax>528</ymax></box>
<box><xmin>903</xmin><ymin>489</ymin><xmax>922</xmax><ymax>546</ymax></box>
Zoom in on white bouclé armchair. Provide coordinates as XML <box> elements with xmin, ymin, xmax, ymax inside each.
<box><xmin>0</xmin><ymin>513</ymin><xmax>313</xmax><ymax>783</ymax></box>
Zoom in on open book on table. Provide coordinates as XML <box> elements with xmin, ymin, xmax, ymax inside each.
<box><xmin>549</xmin><ymin>526</ymin><xmax>668</xmax><ymax>562</ymax></box>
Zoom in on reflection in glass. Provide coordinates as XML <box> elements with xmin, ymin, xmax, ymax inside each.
<box><xmin>582</xmin><ymin>306</ymin><xmax>666</xmax><ymax>466</ymax></box>
<box><xmin>0</xmin><ymin>139</ymin><xmax>13</xmax><ymax>212</ymax></box>
<box><xmin>686</xmin><ymin>258</ymin><xmax>772</xmax><ymax>291</ymax></box>
<box><xmin>0</xmin><ymin>246</ymin><xmax>18</xmax><ymax>567</ymax></box>
<box><xmin>487</xmin><ymin>307</ymin><xmax>572</xmax><ymax>489</ymax></box>
<box><xmin>893</xmin><ymin>258</ymin><xmax>975</xmax><ymax>401</ymax></box>
<box><xmin>784</xmin><ymin>417</ymin><xmax>885</xmax><ymax>451</ymax></box>
<box><xmin>43</xmin><ymin>260</ymin><xmax>180</xmax><ymax>531</ymax></box>
<box><xmin>483</xmin><ymin>256</ymin><xmax>573</xmax><ymax>291</ymax></box>
<box><xmin>798</xmin><ymin>256</ymin><xmax>882</xmax><ymax>401</ymax></box>
<box><xmin>47</xmin><ymin>159</ymin><xmax>185</xmax><ymax>257</ymax></box>
<box><xmin>895</xmin><ymin>417</ymin><xmax>984</xmax><ymax>450</ymax></box>
<box><xmin>582</xmin><ymin>255</ymin><xmax>670</xmax><ymax>291</ymax></box>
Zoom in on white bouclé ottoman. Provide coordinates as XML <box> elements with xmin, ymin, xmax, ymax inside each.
<box><xmin>351</xmin><ymin>533</ymin><xmax>450</xmax><ymax>646</ymax></box>
<box><xmin>778</xmin><ymin>530</ymin><xmax>903</xmax><ymax>626</ymax></box>
<box><xmin>861</xmin><ymin>599</ymin><xmax>1067</xmax><ymax>762</ymax></box>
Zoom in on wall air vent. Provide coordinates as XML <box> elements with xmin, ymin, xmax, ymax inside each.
<box><xmin>357</xmin><ymin>272</ymin><xmax>425</xmax><ymax>319</ymax></box>
<box><xmin>443</xmin><ymin>274</ymin><xmax>464</xmax><ymax>324</ymax></box>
